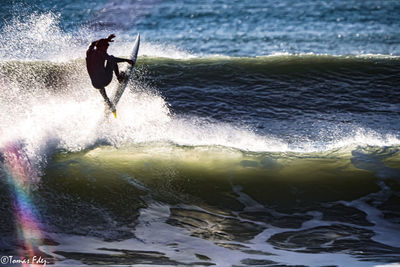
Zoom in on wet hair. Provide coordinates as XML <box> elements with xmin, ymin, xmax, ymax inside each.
<box><xmin>96</xmin><ymin>39</ymin><xmax>109</xmax><ymax>48</ymax></box>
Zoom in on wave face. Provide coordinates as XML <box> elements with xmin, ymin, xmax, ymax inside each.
<box><xmin>0</xmin><ymin>3</ymin><xmax>400</xmax><ymax>267</ymax></box>
<box><xmin>143</xmin><ymin>55</ymin><xmax>400</xmax><ymax>140</ymax></box>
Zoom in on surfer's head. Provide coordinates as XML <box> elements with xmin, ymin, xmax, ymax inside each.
<box><xmin>96</xmin><ymin>39</ymin><xmax>109</xmax><ymax>51</ymax></box>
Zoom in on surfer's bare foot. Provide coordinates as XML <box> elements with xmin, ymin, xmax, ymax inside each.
<box><xmin>117</xmin><ymin>71</ymin><xmax>127</xmax><ymax>83</ymax></box>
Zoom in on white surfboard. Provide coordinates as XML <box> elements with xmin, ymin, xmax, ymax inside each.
<box><xmin>109</xmin><ymin>33</ymin><xmax>140</xmax><ymax>118</ymax></box>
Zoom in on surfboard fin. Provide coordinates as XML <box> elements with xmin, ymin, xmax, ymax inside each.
<box><xmin>112</xmin><ymin>109</ymin><xmax>117</xmax><ymax>119</ymax></box>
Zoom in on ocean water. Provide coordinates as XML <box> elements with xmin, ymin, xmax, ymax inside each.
<box><xmin>0</xmin><ymin>0</ymin><xmax>399</xmax><ymax>266</ymax></box>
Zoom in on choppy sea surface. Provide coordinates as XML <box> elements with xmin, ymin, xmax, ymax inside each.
<box><xmin>0</xmin><ymin>1</ymin><xmax>399</xmax><ymax>266</ymax></box>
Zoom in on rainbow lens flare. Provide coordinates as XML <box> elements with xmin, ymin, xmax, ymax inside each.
<box><xmin>2</xmin><ymin>141</ymin><xmax>49</xmax><ymax>266</ymax></box>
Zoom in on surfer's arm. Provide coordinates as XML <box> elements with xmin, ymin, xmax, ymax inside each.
<box><xmin>110</xmin><ymin>56</ymin><xmax>134</xmax><ymax>65</ymax></box>
<box><xmin>107</xmin><ymin>34</ymin><xmax>115</xmax><ymax>42</ymax></box>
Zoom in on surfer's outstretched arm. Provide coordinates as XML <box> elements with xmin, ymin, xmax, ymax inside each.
<box><xmin>112</xmin><ymin>56</ymin><xmax>134</xmax><ymax>65</ymax></box>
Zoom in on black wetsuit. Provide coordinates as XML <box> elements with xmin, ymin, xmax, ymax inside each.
<box><xmin>86</xmin><ymin>42</ymin><xmax>125</xmax><ymax>110</ymax></box>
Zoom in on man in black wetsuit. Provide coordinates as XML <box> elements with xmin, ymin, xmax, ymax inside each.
<box><xmin>86</xmin><ymin>34</ymin><xmax>133</xmax><ymax>112</ymax></box>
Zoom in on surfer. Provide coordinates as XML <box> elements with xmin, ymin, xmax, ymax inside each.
<box><xmin>86</xmin><ymin>34</ymin><xmax>133</xmax><ymax>111</ymax></box>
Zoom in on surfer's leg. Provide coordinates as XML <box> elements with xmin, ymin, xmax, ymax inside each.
<box><xmin>106</xmin><ymin>56</ymin><xmax>127</xmax><ymax>83</ymax></box>
<box><xmin>98</xmin><ymin>87</ymin><xmax>114</xmax><ymax>111</ymax></box>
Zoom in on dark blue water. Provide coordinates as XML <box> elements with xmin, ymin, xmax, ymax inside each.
<box><xmin>0</xmin><ymin>1</ymin><xmax>400</xmax><ymax>266</ymax></box>
<box><xmin>2</xmin><ymin>0</ymin><xmax>400</xmax><ymax>56</ymax></box>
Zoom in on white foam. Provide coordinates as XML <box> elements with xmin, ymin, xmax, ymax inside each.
<box><xmin>0</xmin><ymin>12</ymin><xmax>84</xmax><ymax>61</ymax></box>
<box><xmin>0</xmin><ymin>11</ymin><xmax>196</xmax><ymax>62</ymax></box>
